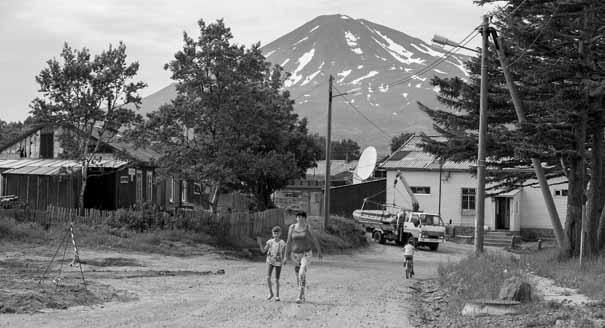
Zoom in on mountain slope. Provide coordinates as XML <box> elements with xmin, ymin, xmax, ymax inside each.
<box><xmin>139</xmin><ymin>14</ymin><xmax>471</xmax><ymax>152</ymax></box>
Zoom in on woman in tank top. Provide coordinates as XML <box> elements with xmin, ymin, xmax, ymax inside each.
<box><xmin>285</xmin><ymin>211</ymin><xmax>322</xmax><ymax>303</ymax></box>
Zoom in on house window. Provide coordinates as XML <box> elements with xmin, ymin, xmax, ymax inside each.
<box><xmin>181</xmin><ymin>181</ymin><xmax>188</xmax><ymax>203</ymax></box>
<box><xmin>193</xmin><ymin>183</ymin><xmax>202</xmax><ymax>195</ymax></box>
<box><xmin>169</xmin><ymin>177</ymin><xmax>174</xmax><ymax>203</ymax></box>
<box><xmin>136</xmin><ymin>170</ymin><xmax>143</xmax><ymax>204</ymax></box>
<box><xmin>461</xmin><ymin>188</ymin><xmax>476</xmax><ymax>215</ymax></box>
<box><xmin>146</xmin><ymin>171</ymin><xmax>153</xmax><ymax>202</ymax></box>
<box><xmin>555</xmin><ymin>189</ymin><xmax>568</xmax><ymax>196</ymax></box>
<box><xmin>410</xmin><ymin>186</ymin><xmax>431</xmax><ymax>194</ymax></box>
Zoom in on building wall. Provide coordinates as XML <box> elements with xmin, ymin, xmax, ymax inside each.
<box><xmin>0</xmin><ymin>127</ymin><xmax>63</xmax><ymax>160</ymax></box>
<box><xmin>386</xmin><ymin>169</ymin><xmax>568</xmax><ymax>231</ymax></box>
<box><xmin>519</xmin><ymin>177</ymin><xmax>567</xmax><ymax>229</ymax></box>
<box><xmin>386</xmin><ymin>170</ymin><xmax>480</xmax><ymax>226</ymax></box>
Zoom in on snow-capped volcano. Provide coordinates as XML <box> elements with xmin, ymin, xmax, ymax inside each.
<box><xmin>139</xmin><ymin>14</ymin><xmax>471</xmax><ymax>152</ymax></box>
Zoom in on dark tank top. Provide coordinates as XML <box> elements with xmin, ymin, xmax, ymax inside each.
<box><xmin>290</xmin><ymin>224</ymin><xmax>313</xmax><ymax>253</ymax></box>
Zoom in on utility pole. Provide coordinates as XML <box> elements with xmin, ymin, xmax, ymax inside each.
<box><xmin>474</xmin><ymin>15</ymin><xmax>490</xmax><ymax>255</ymax></box>
<box><xmin>324</xmin><ymin>75</ymin><xmax>333</xmax><ymax>230</ymax></box>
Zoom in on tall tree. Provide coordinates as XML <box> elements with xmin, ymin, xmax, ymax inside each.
<box><xmin>0</xmin><ymin>120</ymin><xmax>25</xmax><ymax>149</ymax></box>
<box><xmin>312</xmin><ymin>136</ymin><xmax>361</xmax><ymax>161</ymax></box>
<box><xmin>138</xmin><ymin>19</ymin><xmax>320</xmax><ymax>211</ymax></box>
<box><xmin>31</xmin><ymin>42</ymin><xmax>146</xmax><ymax>214</ymax></box>
<box><xmin>390</xmin><ymin>132</ymin><xmax>414</xmax><ymax>153</ymax></box>
<box><xmin>422</xmin><ymin>0</ymin><xmax>605</xmax><ymax>256</ymax></box>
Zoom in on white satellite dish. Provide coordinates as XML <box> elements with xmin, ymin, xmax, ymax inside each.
<box><xmin>354</xmin><ymin>146</ymin><xmax>377</xmax><ymax>184</ymax></box>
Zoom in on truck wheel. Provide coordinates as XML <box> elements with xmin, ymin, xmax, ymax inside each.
<box><xmin>373</xmin><ymin>231</ymin><xmax>385</xmax><ymax>244</ymax></box>
<box><xmin>429</xmin><ymin>243</ymin><xmax>439</xmax><ymax>251</ymax></box>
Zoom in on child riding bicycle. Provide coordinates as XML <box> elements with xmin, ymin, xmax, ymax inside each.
<box><xmin>403</xmin><ymin>238</ymin><xmax>415</xmax><ymax>279</ymax></box>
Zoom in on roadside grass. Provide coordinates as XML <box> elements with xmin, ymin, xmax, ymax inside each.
<box><xmin>308</xmin><ymin>215</ymin><xmax>368</xmax><ymax>253</ymax></box>
<box><xmin>437</xmin><ymin>251</ymin><xmax>525</xmax><ymax>301</ymax></box>
<box><xmin>0</xmin><ymin>216</ymin><xmax>217</xmax><ymax>256</ymax></box>
<box><xmin>520</xmin><ymin>248</ymin><xmax>605</xmax><ymax>300</ymax></box>
<box><xmin>1</xmin><ymin>214</ymin><xmax>367</xmax><ymax>256</ymax></box>
<box><xmin>437</xmin><ymin>246</ymin><xmax>605</xmax><ymax>311</ymax></box>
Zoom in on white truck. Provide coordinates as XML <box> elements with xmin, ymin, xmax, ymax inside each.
<box><xmin>352</xmin><ymin>171</ymin><xmax>446</xmax><ymax>250</ymax></box>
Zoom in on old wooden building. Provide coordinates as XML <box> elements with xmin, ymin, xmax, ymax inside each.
<box><xmin>0</xmin><ymin>125</ymin><xmax>160</xmax><ymax>210</ymax></box>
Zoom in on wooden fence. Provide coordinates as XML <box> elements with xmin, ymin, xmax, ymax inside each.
<box><xmin>2</xmin><ymin>205</ymin><xmax>285</xmax><ymax>241</ymax></box>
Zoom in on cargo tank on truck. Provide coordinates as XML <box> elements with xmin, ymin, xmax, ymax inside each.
<box><xmin>353</xmin><ymin>171</ymin><xmax>446</xmax><ymax>250</ymax></box>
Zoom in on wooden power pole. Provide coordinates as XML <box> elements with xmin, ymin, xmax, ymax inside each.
<box><xmin>324</xmin><ymin>75</ymin><xmax>333</xmax><ymax>230</ymax></box>
<box><xmin>474</xmin><ymin>15</ymin><xmax>490</xmax><ymax>255</ymax></box>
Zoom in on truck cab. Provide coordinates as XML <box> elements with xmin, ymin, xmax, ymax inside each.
<box><xmin>399</xmin><ymin>212</ymin><xmax>446</xmax><ymax>251</ymax></box>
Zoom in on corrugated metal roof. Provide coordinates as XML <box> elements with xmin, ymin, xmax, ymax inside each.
<box><xmin>306</xmin><ymin>160</ymin><xmax>359</xmax><ymax>177</ymax></box>
<box><xmin>0</xmin><ymin>158</ymin><xmax>127</xmax><ymax>175</ymax></box>
<box><xmin>381</xmin><ymin>136</ymin><xmax>474</xmax><ymax>171</ymax></box>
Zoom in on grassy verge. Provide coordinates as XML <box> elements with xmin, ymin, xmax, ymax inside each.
<box><xmin>308</xmin><ymin>215</ymin><xmax>368</xmax><ymax>253</ymax></box>
<box><xmin>520</xmin><ymin>248</ymin><xmax>605</xmax><ymax>300</ymax></box>
<box><xmin>0</xmin><ymin>216</ymin><xmax>217</xmax><ymax>257</ymax></box>
<box><xmin>1</xmin><ymin>214</ymin><xmax>368</xmax><ymax>257</ymax></box>
<box><xmin>437</xmin><ymin>252</ymin><xmax>526</xmax><ymax>304</ymax></box>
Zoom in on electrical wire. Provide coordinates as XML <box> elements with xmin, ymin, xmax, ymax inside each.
<box><xmin>504</xmin><ymin>2</ymin><xmax>561</xmax><ymax>68</ymax></box>
<box><xmin>332</xmin><ymin>84</ymin><xmax>393</xmax><ymax>141</ymax></box>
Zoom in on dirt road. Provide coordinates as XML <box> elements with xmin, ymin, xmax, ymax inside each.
<box><xmin>1</xmin><ymin>241</ymin><xmax>470</xmax><ymax>328</ymax></box>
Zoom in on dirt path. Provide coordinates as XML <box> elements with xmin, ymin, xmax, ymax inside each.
<box><xmin>0</xmin><ymin>242</ymin><xmax>470</xmax><ymax>328</ymax></box>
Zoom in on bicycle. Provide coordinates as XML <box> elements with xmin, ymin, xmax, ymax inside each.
<box><xmin>404</xmin><ymin>256</ymin><xmax>414</xmax><ymax>279</ymax></box>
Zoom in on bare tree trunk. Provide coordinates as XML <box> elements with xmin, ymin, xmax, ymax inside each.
<box><xmin>586</xmin><ymin>125</ymin><xmax>603</xmax><ymax>256</ymax></box>
<box><xmin>565</xmin><ymin>111</ymin><xmax>588</xmax><ymax>256</ymax></box>
<box><xmin>78</xmin><ymin>162</ymin><xmax>88</xmax><ymax>217</ymax></box>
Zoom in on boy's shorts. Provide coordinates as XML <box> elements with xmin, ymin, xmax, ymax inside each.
<box><xmin>267</xmin><ymin>264</ymin><xmax>282</xmax><ymax>279</ymax></box>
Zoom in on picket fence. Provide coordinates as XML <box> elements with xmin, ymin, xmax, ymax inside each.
<box><xmin>9</xmin><ymin>205</ymin><xmax>285</xmax><ymax>241</ymax></box>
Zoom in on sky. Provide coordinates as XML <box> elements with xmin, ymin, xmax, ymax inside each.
<box><xmin>0</xmin><ymin>0</ymin><xmax>498</xmax><ymax>123</ymax></box>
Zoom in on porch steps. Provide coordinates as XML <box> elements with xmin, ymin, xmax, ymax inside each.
<box><xmin>484</xmin><ymin>231</ymin><xmax>514</xmax><ymax>248</ymax></box>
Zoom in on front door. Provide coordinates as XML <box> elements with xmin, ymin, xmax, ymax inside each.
<box><xmin>495</xmin><ymin>197</ymin><xmax>510</xmax><ymax>230</ymax></box>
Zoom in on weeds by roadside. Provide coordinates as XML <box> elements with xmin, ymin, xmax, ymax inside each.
<box><xmin>409</xmin><ymin>248</ymin><xmax>605</xmax><ymax>327</ymax></box>
<box><xmin>520</xmin><ymin>248</ymin><xmax>605</xmax><ymax>300</ymax></box>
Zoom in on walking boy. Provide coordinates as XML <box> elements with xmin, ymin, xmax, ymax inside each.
<box><xmin>258</xmin><ymin>226</ymin><xmax>286</xmax><ymax>301</ymax></box>
<box><xmin>403</xmin><ymin>238</ymin><xmax>415</xmax><ymax>278</ymax></box>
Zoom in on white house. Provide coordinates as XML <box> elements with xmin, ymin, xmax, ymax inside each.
<box><xmin>380</xmin><ymin>136</ymin><xmax>568</xmax><ymax>235</ymax></box>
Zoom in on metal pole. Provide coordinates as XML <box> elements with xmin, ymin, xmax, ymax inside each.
<box><xmin>324</xmin><ymin>75</ymin><xmax>333</xmax><ymax>230</ymax></box>
<box><xmin>474</xmin><ymin>15</ymin><xmax>489</xmax><ymax>255</ymax></box>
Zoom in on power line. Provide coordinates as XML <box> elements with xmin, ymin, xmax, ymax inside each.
<box><xmin>504</xmin><ymin>2</ymin><xmax>561</xmax><ymax>68</ymax></box>
<box><xmin>332</xmin><ymin>84</ymin><xmax>393</xmax><ymax>141</ymax></box>
<box><xmin>387</xmin><ymin>31</ymin><xmax>481</xmax><ymax>88</ymax></box>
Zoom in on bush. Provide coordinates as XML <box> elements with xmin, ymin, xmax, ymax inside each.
<box><xmin>307</xmin><ymin>215</ymin><xmax>368</xmax><ymax>253</ymax></box>
<box><xmin>438</xmin><ymin>252</ymin><xmax>525</xmax><ymax>300</ymax></box>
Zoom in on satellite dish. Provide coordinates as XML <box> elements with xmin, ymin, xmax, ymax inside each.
<box><xmin>354</xmin><ymin>146</ymin><xmax>377</xmax><ymax>184</ymax></box>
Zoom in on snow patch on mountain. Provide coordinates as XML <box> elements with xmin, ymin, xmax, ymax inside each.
<box><xmin>285</xmin><ymin>48</ymin><xmax>315</xmax><ymax>87</ymax></box>
<box><xmin>357</xmin><ymin>65</ymin><xmax>363</xmax><ymax>69</ymax></box>
<box><xmin>265</xmin><ymin>50</ymin><xmax>276</xmax><ymax>58</ymax></box>
<box><xmin>379</xmin><ymin>83</ymin><xmax>389</xmax><ymax>93</ymax></box>
<box><xmin>301</xmin><ymin>61</ymin><xmax>324</xmax><ymax>86</ymax></box>
<box><xmin>411</xmin><ymin>75</ymin><xmax>427</xmax><ymax>82</ymax></box>
<box><xmin>403</xmin><ymin>92</ymin><xmax>408</xmax><ymax>98</ymax></box>
<box><xmin>309</xmin><ymin>25</ymin><xmax>320</xmax><ymax>33</ymax></box>
<box><xmin>372</xmin><ymin>29</ymin><xmax>424</xmax><ymax>65</ymax></box>
<box><xmin>294</xmin><ymin>37</ymin><xmax>309</xmax><ymax>46</ymax></box>
<box><xmin>345</xmin><ymin>31</ymin><xmax>363</xmax><ymax>55</ymax></box>
<box><xmin>351</xmin><ymin>70</ymin><xmax>378</xmax><ymax>84</ymax></box>
<box><xmin>337</xmin><ymin>69</ymin><xmax>352</xmax><ymax>83</ymax></box>
<box><xmin>281</xmin><ymin>58</ymin><xmax>290</xmax><ymax>66</ymax></box>
<box><xmin>434</xmin><ymin>69</ymin><xmax>446</xmax><ymax>74</ymax></box>
<box><xmin>410</xmin><ymin>43</ymin><xmax>445</xmax><ymax>57</ymax></box>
